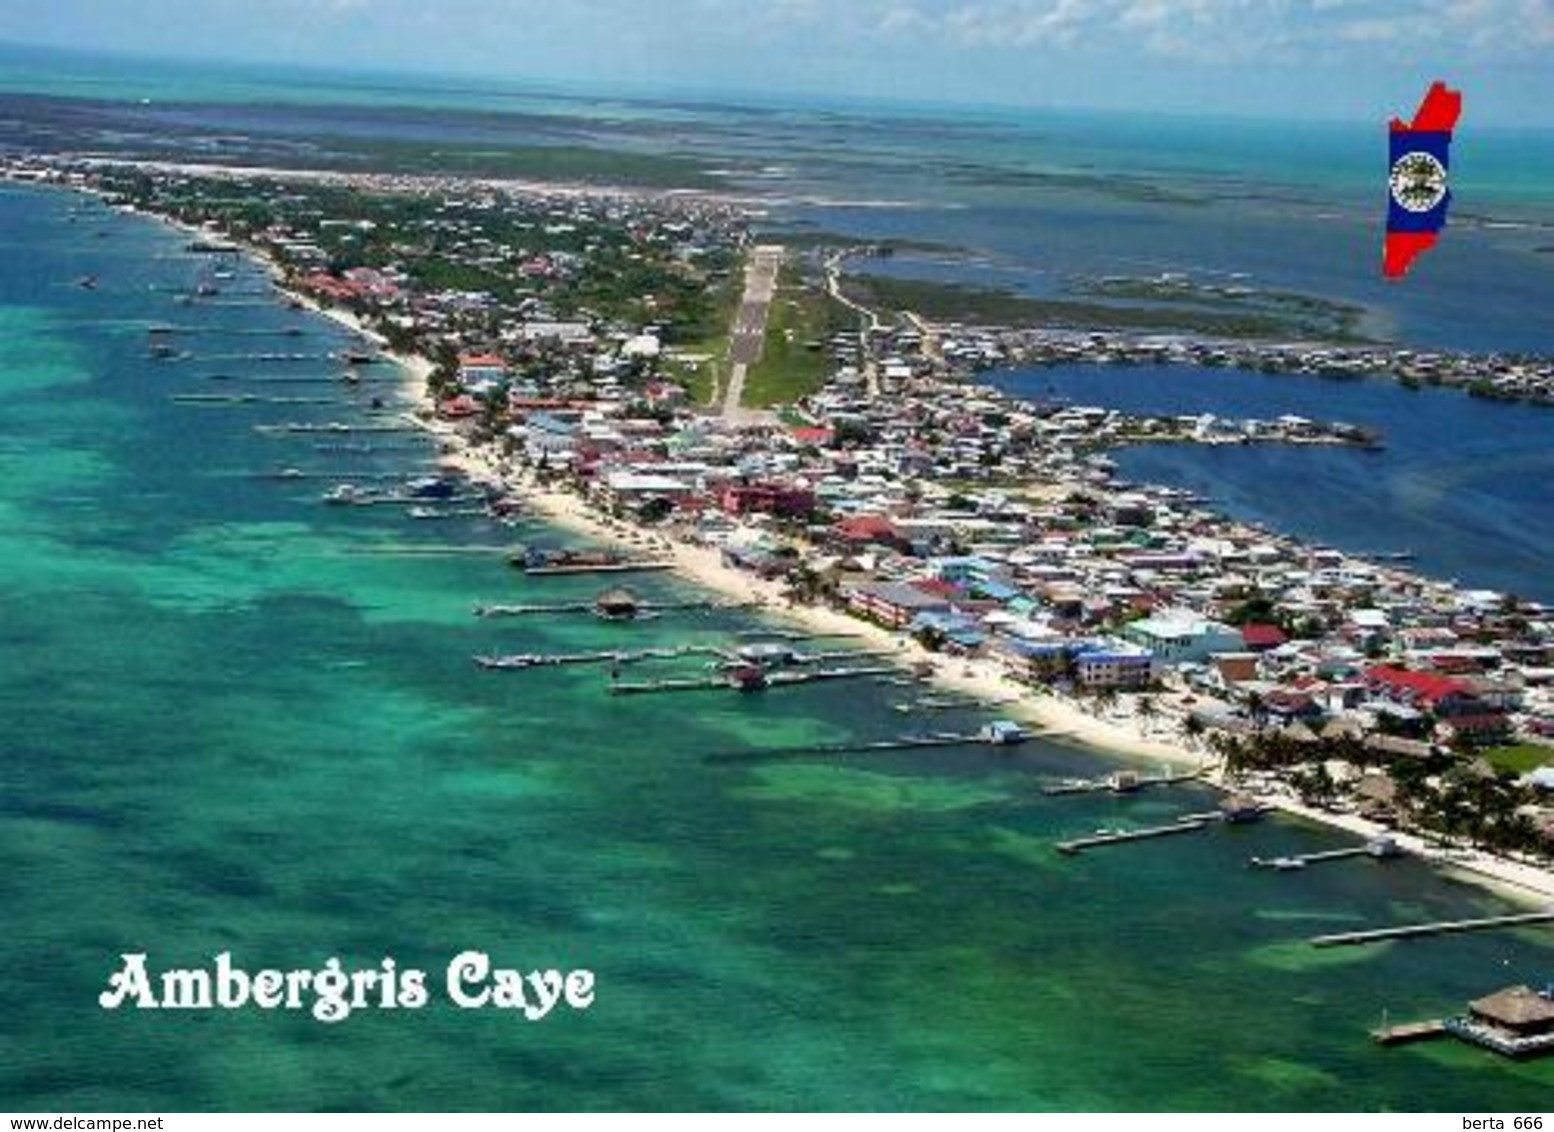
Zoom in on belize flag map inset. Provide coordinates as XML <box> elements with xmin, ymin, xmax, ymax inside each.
<box><xmin>1383</xmin><ymin>81</ymin><xmax>1462</xmax><ymax>279</ymax></box>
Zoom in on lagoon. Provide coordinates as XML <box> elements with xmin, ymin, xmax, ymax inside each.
<box><xmin>985</xmin><ymin>362</ymin><xmax>1554</xmax><ymax>603</ymax></box>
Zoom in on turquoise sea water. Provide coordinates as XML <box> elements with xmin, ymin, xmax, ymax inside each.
<box><xmin>3</xmin><ymin>187</ymin><xmax>1554</xmax><ymax>1111</ymax></box>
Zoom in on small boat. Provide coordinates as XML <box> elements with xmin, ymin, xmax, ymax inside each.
<box><xmin>1108</xmin><ymin>770</ymin><xmax>1141</xmax><ymax>793</ymax></box>
<box><xmin>76</xmin><ymin>275</ymin><xmax>99</xmax><ymax>290</ymax></box>
<box><xmin>725</xmin><ymin>664</ymin><xmax>769</xmax><ymax>692</ymax></box>
<box><xmin>407</xmin><ymin>475</ymin><xmax>458</xmax><ymax>499</ymax></box>
<box><xmin>979</xmin><ymin>720</ymin><xmax>1029</xmax><ymax>746</ymax></box>
<box><xmin>1366</xmin><ymin>835</ymin><xmax>1403</xmax><ymax>859</ymax></box>
<box><xmin>1220</xmin><ymin>794</ymin><xmax>1266</xmax><ymax>823</ymax></box>
<box><xmin>322</xmin><ymin>484</ymin><xmax>367</xmax><ymax>505</ymax></box>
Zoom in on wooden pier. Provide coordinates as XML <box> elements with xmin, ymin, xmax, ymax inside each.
<box><xmin>611</xmin><ymin>665</ymin><xmax>895</xmax><ymax>696</ymax></box>
<box><xmin>189</xmin><ymin>352</ymin><xmax>333</xmax><ymax>363</ymax></box>
<box><xmin>1042</xmin><ymin>770</ymin><xmax>1202</xmax><ymax>797</ymax></box>
<box><xmin>172</xmin><ymin>393</ymin><xmax>339</xmax><ymax>406</ymax></box>
<box><xmin>311</xmin><ymin>443</ymin><xmax>429</xmax><ymax>455</ymax></box>
<box><xmin>523</xmin><ymin>561</ymin><xmax>674</xmax><ymax>576</ymax></box>
<box><xmin>1251</xmin><ymin>847</ymin><xmax>1371</xmax><ymax>870</ymax></box>
<box><xmin>705</xmin><ymin>731</ymin><xmax>996</xmax><ymax>764</ymax></box>
<box><xmin>327</xmin><ymin>492</ymin><xmax>491</xmax><ymax>508</ymax></box>
<box><xmin>256</xmin><ymin>422</ymin><xmax>417</xmax><ymax>435</ymax></box>
<box><xmin>894</xmin><ymin>693</ymin><xmax>1018</xmax><ymax>713</ymax></box>
<box><xmin>474</xmin><ymin>646</ymin><xmax>722</xmax><ymax>671</ymax></box>
<box><xmin>1371</xmin><ymin>1019</ymin><xmax>1446</xmax><ymax>1046</ymax></box>
<box><xmin>1310</xmin><ymin>909</ymin><xmax>1554</xmax><ymax>949</ymax></box>
<box><xmin>1055</xmin><ymin>819</ymin><xmax>1211</xmax><ymax>856</ymax></box>
<box><xmin>474</xmin><ymin>598</ymin><xmax>756</xmax><ymax>618</ymax></box>
<box><xmin>207</xmin><ymin>373</ymin><xmax>399</xmax><ymax>386</ymax></box>
<box><xmin>256</xmin><ymin>469</ymin><xmax>410</xmax><ymax>481</ymax></box>
<box><xmin>148</xmin><ymin>324</ymin><xmax>309</xmax><ymax>338</ymax></box>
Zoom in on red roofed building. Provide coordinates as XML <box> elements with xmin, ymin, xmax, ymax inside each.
<box><xmin>832</xmin><ymin>514</ymin><xmax>907</xmax><ymax>550</ymax></box>
<box><xmin>789</xmin><ymin>426</ymin><xmax>834</xmax><ymax>447</ymax></box>
<box><xmin>1364</xmin><ymin>665</ymin><xmax>1480</xmax><ymax>715</ymax></box>
<box><xmin>437</xmin><ymin>394</ymin><xmax>481</xmax><ymax>420</ymax></box>
<box><xmin>720</xmin><ymin>481</ymin><xmax>816</xmax><ymax>519</ymax></box>
<box><xmin>1241</xmin><ymin>623</ymin><xmax>1288</xmax><ymax>651</ymax></box>
<box><xmin>302</xmin><ymin>272</ymin><xmax>364</xmax><ymax>302</ymax></box>
<box><xmin>342</xmin><ymin>267</ymin><xmax>399</xmax><ymax>298</ymax></box>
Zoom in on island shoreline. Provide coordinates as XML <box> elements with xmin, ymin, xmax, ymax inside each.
<box><xmin>71</xmin><ymin>180</ymin><xmax>1554</xmax><ymax>912</ymax></box>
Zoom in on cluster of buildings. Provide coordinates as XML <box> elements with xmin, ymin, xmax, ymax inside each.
<box><xmin>14</xmin><ymin>157</ymin><xmax>745</xmax><ymax>415</ymax></box>
<box><xmin>930</xmin><ymin>324</ymin><xmax>1554</xmax><ymax>407</ymax></box>
<box><xmin>17</xmin><ymin>155</ymin><xmax>1552</xmax><ymax>856</ymax></box>
<box><xmin>484</xmin><ymin>315</ymin><xmax>1554</xmax><ymax>852</ymax></box>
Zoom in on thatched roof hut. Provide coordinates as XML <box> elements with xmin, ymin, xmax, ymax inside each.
<box><xmin>594</xmin><ymin>586</ymin><xmax>641</xmax><ymax>620</ymax></box>
<box><xmin>1470</xmin><ymin>986</ymin><xmax>1554</xmax><ymax>1036</ymax></box>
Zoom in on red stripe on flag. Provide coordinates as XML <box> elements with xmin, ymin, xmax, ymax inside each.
<box><xmin>1390</xmin><ymin>81</ymin><xmax>1462</xmax><ymax>133</ymax></box>
<box><xmin>1384</xmin><ymin>232</ymin><xmax>1438</xmax><ymax>278</ymax></box>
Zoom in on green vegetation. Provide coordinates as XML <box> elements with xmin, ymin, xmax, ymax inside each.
<box><xmin>660</xmin><ymin>250</ymin><xmax>743</xmax><ymax>407</ymax></box>
<box><xmin>1484</xmin><ymin>743</ymin><xmax>1554</xmax><ymax>775</ymax></box>
<box><xmin>928</xmin><ymin>162</ymin><xmax>1208</xmax><ymax>207</ymax></box>
<box><xmin>330</xmin><ymin>140</ymin><xmax>722</xmax><ymax>189</ymax></box>
<box><xmin>844</xmin><ymin>273</ymin><xmax>1371</xmax><ymax>342</ymax></box>
<box><xmin>1212</xmin><ymin>729</ymin><xmax>1549</xmax><ymax>859</ymax></box>
<box><xmin>760</xmin><ymin>229</ymin><xmax>968</xmax><ymax>255</ymax></box>
<box><xmin>566</xmin><ymin>246</ymin><xmax>735</xmax><ymax>333</ymax></box>
<box><xmin>1071</xmin><ymin>275</ymin><xmax>1365</xmax><ymax>339</ymax></box>
<box><xmin>743</xmin><ymin>265</ymin><xmax>855</xmax><ymax>407</ymax></box>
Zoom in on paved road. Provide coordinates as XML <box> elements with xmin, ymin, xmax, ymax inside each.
<box><xmin>824</xmin><ymin>250</ymin><xmax>883</xmax><ymax>397</ymax></box>
<box><xmin>721</xmin><ymin>245</ymin><xmax>783</xmax><ymax>418</ymax></box>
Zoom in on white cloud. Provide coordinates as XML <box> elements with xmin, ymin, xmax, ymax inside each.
<box><xmin>761</xmin><ymin>0</ymin><xmax>1554</xmax><ymax>63</ymax></box>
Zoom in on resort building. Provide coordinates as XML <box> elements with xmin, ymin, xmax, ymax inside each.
<box><xmin>1447</xmin><ymin>985</ymin><xmax>1554</xmax><ymax>1058</ymax></box>
<box><xmin>1121</xmin><ymin>610</ymin><xmax>1242</xmax><ymax>664</ymax></box>
<box><xmin>1073</xmin><ymin>644</ymin><xmax>1158</xmax><ymax>689</ymax></box>
<box><xmin>845</xmin><ymin>581</ymin><xmax>953</xmax><ymax>630</ymax></box>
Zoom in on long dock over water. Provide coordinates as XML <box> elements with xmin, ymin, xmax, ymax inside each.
<box><xmin>704</xmin><ymin>730</ymin><xmax>1007</xmax><ymax>764</ymax></box>
<box><xmin>475</xmin><ymin>645</ymin><xmax>724</xmax><ymax>670</ymax></box>
<box><xmin>1249</xmin><ymin>841</ymin><xmax>1402</xmax><ymax>870</ymax></box>
<box><xmin>474</xmin><ymin>599</ymin><xmax>757</xmax><ymax>618</ymax></box>
<box><xmin>1055</xmin><ymin>819</ymin><xmax>1211</xmax><ymax>855</ymax></box>
<box><xmin>612</xmin><ymin>665</ymin><xmax>896</xmax><ymax>695</ymax></box>
<box><xmin>1310</xmin><ymin>909</ymin><xmax>1554</xmax><ymax>948</ymax></box>
<box><xmin>1372</xmin><ymin>1019</ymin><xmax>1447</xmax><ymax>1046</ymax></box>
<box><xmin>1042</xmin><ymin>770</ymin><xmax>1201</xmax><ymax>796</ymax></box>
<box><xmin>523</xmin><ymin>561</ymin><xmax>674</xmax><ymax>576</ymax></box>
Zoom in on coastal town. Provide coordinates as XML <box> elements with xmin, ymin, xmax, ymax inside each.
<box><xmin>11</xmin><ymin>154</ymin><xmax>1554</xmax><ymax>906</ymax></box>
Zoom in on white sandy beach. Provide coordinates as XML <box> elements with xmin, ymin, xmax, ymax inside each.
<box><xmin>235</xmin><ymin>250</ymin><xmax>1554</xmax><ymax>913</ymax></box>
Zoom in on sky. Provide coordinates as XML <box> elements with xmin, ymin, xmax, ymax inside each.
<box><xmin>2</xmin><ymin>0</ymin><xmax>1553</xmax><ymax>125</ymax></box>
